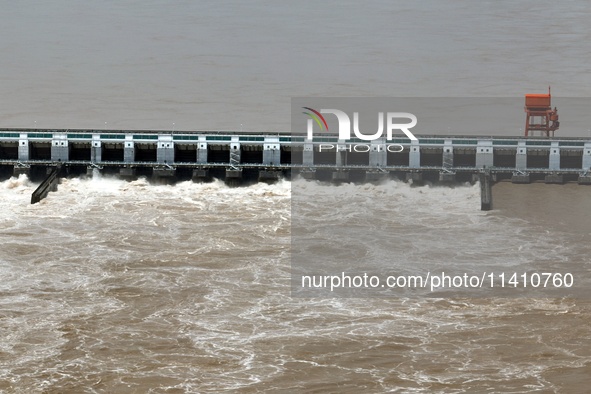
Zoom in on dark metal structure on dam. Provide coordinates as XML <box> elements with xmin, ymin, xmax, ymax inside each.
<box><xmin>0</xmin><ymin>128</ymin><xmax>590</xmax><ymax>208</ymax></box>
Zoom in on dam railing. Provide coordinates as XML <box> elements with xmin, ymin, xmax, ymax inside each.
<box><xmin>1</xmin><ymin>129</ymin><xmax>590</xmax><ymax>207</ymax></box>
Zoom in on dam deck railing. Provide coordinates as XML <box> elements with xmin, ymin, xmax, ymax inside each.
<box><xmin>1</xmin><ymin>129</ymin><xmax>590</xmax><ymax>207</ymax></box>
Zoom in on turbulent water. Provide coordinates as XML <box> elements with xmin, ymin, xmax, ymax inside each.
<box><xmin>0</xmin><ymin>176</ymin><xmax>589</xmax><ymax>392</ymax></box>
<box><xmin>0</xmin><ymin>175</ymin><xmax>292</xmax><ymax>392</ymax></box>
<box><xmin>1</xmin><ymin>0</ymin><xmax>591</xmax><ymax>392</ymax></box>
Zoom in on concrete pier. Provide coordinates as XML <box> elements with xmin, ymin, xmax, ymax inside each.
<box><xmin>438</xmin><ymin>171</ymin><xmax>456</xmax><ymax>183</ymax></box>
<box><xmin>365</xmin><ymin>170</ymin><xmax>387</xmax><ymax>183</ymax></box>
<box><xmin>479</xmin><ymin>172</ymin><xmax>493</xmax><ymax>211</ymax></box>
<box><xmin>511</xmin><ymin>174</ymin><xmax>531</xmax><ymax>184</ymax></box>
<box><xmin>119</xmin><ymin>167</ymin><xmax>136</xmax><ymax>179</ymax></box>
<box><xmin>406</xmin><ymin>172</ymin><xmax>423</xmax><ymax>182</ymax></box>
<box><xmin>332</xmin><ymin>171</ymin><xmax>350</xmax><ymax>183</ymax></box>
<box><xmin>300</xmin><ymin>169</ymin><xmax>316</xmax><ymax>180</ymax></box>
<box><xmin>258</xmin><ymin>170</ymin><xmax>281</xmax><ymax>182</ymax></box>
<box><xmin>153</xmin><ymin>168</ymin><xmax>176</xmax><ymax>178</ymax></box>
<box><xmin>225</xmin><ymin>169</ymin><xmax>242</xmax><ymax>178</ymax></box>
<box><xmin>225</xmin><ymin>168</ymin><xmax>243</xmax><ymax>186</ymax></box>
<box><xmin>545</xmin><ymin>174</ymin><xmax>564</xmax><ymax>184</ymax></box>
<box><xmin>192</xmin><ymin>169</ymin><xmax>210</xmax><ymax>182</ymax></box>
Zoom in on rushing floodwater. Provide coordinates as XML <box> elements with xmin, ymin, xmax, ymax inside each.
<box><xmin>0</xmin><ymin>176</ymin><xmax>590</xmax><ymax>392</ymax></box>
<box><xmin>1</xmin><ymin>0</ymin><xmax>591</xmax><ymax>392</ymax></box>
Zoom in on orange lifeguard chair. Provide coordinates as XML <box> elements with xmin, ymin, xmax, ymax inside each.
<box><xmin>524</xmin><ymin>87</ymin><xmax>559</xmax><ymax>137</ymax></box>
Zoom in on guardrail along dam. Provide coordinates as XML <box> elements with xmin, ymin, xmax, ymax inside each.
<box><xmin>1</xmin><ymin>128</ymin><xmax>590</xmax><ymax>209</ymax></box>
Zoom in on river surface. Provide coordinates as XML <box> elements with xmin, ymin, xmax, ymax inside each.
<box><xmin>0</xmin><ymin>1</ymin><xmax>590</xmax><ymax>392</ymax></box>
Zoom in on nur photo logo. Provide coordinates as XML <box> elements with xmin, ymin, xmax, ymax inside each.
<box><xmin>302</xmin><ymin>107</ymin><xmax>418</xmax><ymax>142</ymax></box>
<box><xmin>294</xmin><ymin>98</ymin><xmax>419</xmax><ymax>153</ymax></box>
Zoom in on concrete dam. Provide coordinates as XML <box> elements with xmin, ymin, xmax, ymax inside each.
<box><xmin>0</xmin><ymin>128</ymin><xmax>590</xmax><ymax>208</ymax></box>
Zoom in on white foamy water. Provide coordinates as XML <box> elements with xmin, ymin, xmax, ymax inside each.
<box><xmin>0</xmin><ymin>176</ymin><xmax>589</xmax><ymax>392</ymax></box>
<box><xmin>291</xmin><ymin>180</ymin><xmax>583</xmax><ymax>294</ymax></box>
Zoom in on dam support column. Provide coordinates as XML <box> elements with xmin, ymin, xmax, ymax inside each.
<box><xmin>545</xmin><ymin>173</ymin><xmax>564</xmax><ymax>184</ymax></box>
<box><xmin>91</xmin><ymin>136</ymin><xmax>101</xmax><ymax>163</ymax></box>
<box><xmin>366</xmin><ymin>138</ymin><xmax>387</xmax><ymax>182</ymax></box>
<box><xmin>365</xmin><ymin>171</ymin><xmax>386</xmax><ymax>182</ymax></box>
<box><xmin>546</xmin><ymin>142</ymin><xmax>563</xmax><ymax>184</ymax></box>
<box><xmin>195</xmin><ymin>140</ymin><xmax>209</xmax><ymax>181</ymax></box>
<box><xmin>582</xmin><ymin>143</ymin><xmax>591</xmax><ymax>171</ymax></box>
<box><xmin>473</xmin><ymin>140</ymin><xmax>493</xmax><ymax>184</ymax></box>
<box><xmin>121</xmin><ymin>137</ymin><xmax>136</xmax><ymax>179</ymax></box>
<box><xmin>192</xmin><ymin>168</ymin><xmax>210</xmax><ymax>182</ymax></box>
<box><xmin>193</xmin><ymin>139</ymin><xmax>210</xmax><ymax>180</ymax></box>
<box><xmin>119</xmin><ymin>167</ymin><xmax>136</xmax><ymax>179</ymax></box>
<box><xmin>230</xmin><ymin>141</ymin><xmax>241</xmax><ymax>168</ymax></box>
<box><xmin>153</xmin><ymin>167</ymin><xmax>176</xmax><ymax>183</ymax></box>
<box><xmin>512</xmin><ymin>142</ymin><xmax>530</xmax><ymax>183</ymax></box>
<box><xmin>15</xmin><ymin>133</ymin><xmax>30</xmax><ymax>177</ymax></box>
<box><xmin>409</xmin><ymin>140</ymin><xmax>420</xmax><ymax>168</ymax></box>
<box><xmin>225</xmin><ymin>168</ymin><xmax>243</xmax><ymax>186</ymax></box>
<box><xmin>227</xmin><ymin>139</ymin><xmax>242</xmax><ymax>186</ymax></box>
<box><xmin>548</xmin><ymin>142</ymin><xmax>560</xmax><ymax>170</ymax></box>
<box><xmin>263</xmin><ymin>139</ymin><xmax>280</xmax><ymax>166</ymax></box>
<box><xmin>406</xmin><ymin>171</ymin><xmax>423</xmax><ymax>182</ymax></box>
<box><xmin>124</xmin><ymin>137</ymin><xmax>134</xmax><ymax>163</ymax></box>
<box><xmin>332</xmin><ymin>170</ymin><xmax>349</xmax><ymax>182</ymax></box>
<box><xmin>480</xmin><ymin>171</ymin><xmax>493</xmax><ymax>211</ymax></box>
<box><xmin>197</xmin><ymin>140</ymin><xmax>208</xmax><ymax>164</ymax></box>
<box><xmin>369</xmin><ymin>138</ymin><xmax>386</xmax><ymax>167</ymax></box>
<box><xmin>261</xmin><ymin>139</ymin><xmax>281</xmax><ymax>182</ymax></box>
<box><xmin>303</xmin><ymin>143</ymin><xmax>314</xmax><ymax>166</ymax></box>
<box><xmin>51</xmin><ymin>134</ymin><xmax>69</xmax><ymax>162</ymax></box>
<box><xmin>259</xmin><ymin>170</ymin><xmax>280</xmax><ymax>182</ymax></box>
<box><xmin>440</xmin><ymin>139</ymin><xmax>455</xmax><ymax>182</ymax></box>
<box><xmin>157</xmin><ymin>135</ymin><xmax>174</xmax><ymax>164</ymax></box>
<box><xmin>515</xmin><ymin>142</ymin><xmax>527</xmax><ymax>171</ymax></box>
<box><xmin>300</xmin><ymin>142</ymin><xmax>316</xmax><ymax>180</ymax></box>
<box><xmin>333</xmin><ymin>142</ymin><xmax>349</xmax><ymax>182</ymax></box>
<box><xmin>579</xmin><ymin>143</ymin><xmax>591</xmax><ymax>184</ymax></box>
<box><xmin>406</xmin><ymin>140</ymin><xmax>422</xmax><ymax>182</ymax></box>
<box><xmin>476</xmin><ymin>140</ymin><xmax>494</xmax><ymax>169</ymax></box>
<box><xmin>18</xmin><ymin>133</ymin><xmax>29</xmax><ymax>161</ymax></box>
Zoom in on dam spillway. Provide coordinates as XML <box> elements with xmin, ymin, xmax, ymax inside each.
<box><xmin>1</xmin><ymin>128</ymin><xmax>591</xmax><ymax>207</ymax></box>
